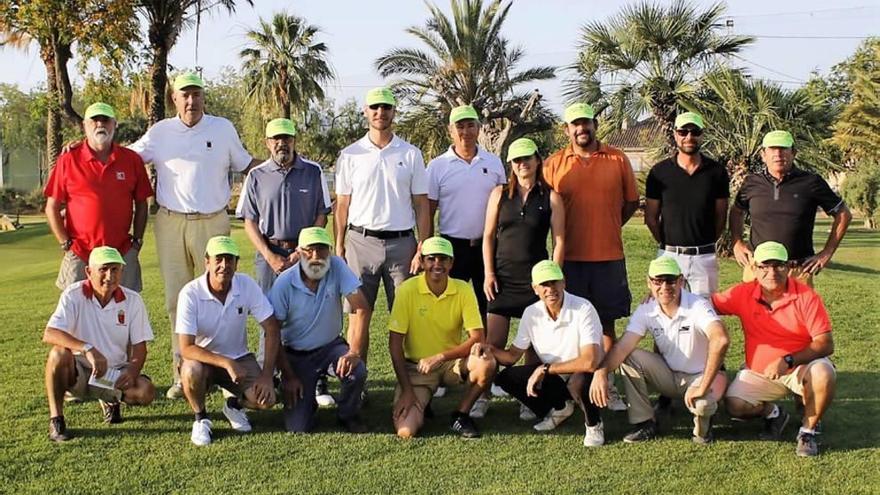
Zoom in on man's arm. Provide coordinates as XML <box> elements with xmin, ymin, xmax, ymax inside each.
<box><xmin>763</xmin><ymin>333</ymin><xmax>834</xmax><ymax>379</ymax></box>
<box><xmin>178</xmin><ymin>334</ymin><xmax>232</xmax><ymax>369</ymax></box>
<box><xmin>45</xmin><ymin>197</ymin><xmax>69</xmax><ymax>245</ymax></box>
<box><xmin>687</xmin><ymin>321</ymin><xmax>730</xmax><ymax>406</ymax></box>
<box><xmin>413</xmin><ymin>194</ymin><xmax>431</xmax><ymax>241</ymax></box>
<box><xmin>713</xmin><ymin>198</ymin><xmax>729</xmax><ymax>241</ymax></box>
<box><xmin>389</xmin><ymin>331</ymin><xmax>418</xmax><ymax>420</ymax></box>
<box><xmin>344</xmin><ymin>290</ymin><xmax>372</xmax><ymax>358</ymax></box>
<box><xmin>589</xmin><ymin>331</ymin><xmax>643</xmax><ymax>407</ymax></box>
<box><xmin>803</xmin><ymin>205</ymin><xmax>852</xmax><ymax>274</ymax></box>
<box><xmin>244</xmin><ymin>219</ymin><xmax>292</xmax><ymax>274</ymax></box>
<box><xmin>416</xmin><ymin>329</ymin><xmax>484</xmax><ymax>374</ymax></box>
<box><xmin>729</xmin><ymin>205</ymin><xmax>752</xmax><ymax>267</ymax></box>
<box><xmin>258</xmin><ymin>316</ymin><xmax>281</xmax><ymax>378</ymax></box>
<box><xmin>334</xmin><ymin>194</ymin><xmax>351</xmax><ymax>257</ymax></box>
<box><xmin>489</xmin><ymin>344</ymin><xmax>526</xmax><ymax>367</ymax></box>
<box><xmin>428</xmin><ymin>199</ymin><xmax>439</xmax><ymax>237</ymax></box>
<box><xmin>549</xmin><ymin>191</ymin><xmax>566</xmax><ymax>265</ymax></box>
<box><xmin>622</xmin><ymin>200</ymin><xmax>639</xmax><ymax>225</ymax></box>
<box><xmin>313</xmin><ymin>213</ymin><xmax>328</xmax><ymax>228</ymax></box>
<box><xmin>644</xmin><ymin>198</ymin><xmax>663</xmax><ymax>244</ymax></box>
<box><xmin>132</xmin><ymin>200</ymin><xmax>148</xmax><ymax>241</ymax></box>
<box><xmin>43</xmin><ymin>326</ymin><xmax>108</xmax><ymax>378</ymax></box>
<box><xmin>546</xmin><ymin>343</ymin><xmax>603</xmax><ymax>375</ymax></box>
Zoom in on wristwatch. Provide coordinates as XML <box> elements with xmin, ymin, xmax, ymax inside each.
<box><xmin>130</xmin><ymin>236</ymin><xmax>143</xmax><ymax>249</ymax></box>
<box><xmin>543</xmin><ymin>363</ymin><xmax>551</xmax><ymax>375</ymax></box>
<box><xmin>61</xmin><ymin>239</ymin><xmax>73</xmax><ymax>251</ymax></box>
<box><xmin>783</xmin><ymin>354</ymin><xmax>795</xmax><ymax>369</ymax></box>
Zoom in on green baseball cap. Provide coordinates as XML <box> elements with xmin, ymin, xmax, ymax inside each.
<box><xmin>674</xmin><ymin>112</ymin><xmax>704</xmax><ymax>130</ymax></box>
<box><xmin>506</xmin><ymin>138</ymin><xmax>538</xmax><ymax>162</ymax></box>
<box><xmin>365</xmin><ymin>87</ymin><xmax>396</xmax><ymax>106</ymax></box>
<box><xmin>173</xmin><ymin>72</ymin><xmax>205</xmax><ymax>91</ymax></box>
<box><xmin>84</xmin><ymin>102</ymin><xmax>116</xmax><ymax>120</ymax></box>
<box><xmin>449</xmin><ymin>104</ymin><xmax>479</xmax><ymax>124</ymax></box>
<box><xmin>88</xmin><ymin>246</ymin><xmax>126</xmax><ymax>266</ymax></box>
<box><xmin>421</xmin><ymin>236</ymin><xmax>454</xmax><ymax>258</ymax></box>
<box><xmin>563</xmin><ymin>103</ymin><xmax>596</xmax><ymax>123</ymax></box>
<box><xmin>648</xmin><ymin>257</ymin><xmax>682</xmax><ymax>278</ymax></box>
<box><xmin>205</xmin><ymin>235</ymin><xmax>240</xmax><ymax>257</ymax></box>
<box><xmin>753</xmin><ymin>241</ymin><xmax>789</xmax><ymax>263</ymax></box>
<box><xmin>531</xmin><ymin>260</ymin><xmax>564</xmax><ymax>285</ymax></box>
<box><xmin>298</xmin><ymin>227</ymin><xmax>332</xmax><ymax>247</ymax></box>
<box><xmin>265</xmin><ymin>118</ymin><xmax>297</xmax><ymax>138</ymax></box>
<box><xmin>762</xmin><ymin>130</ymin><xmax>794</xmax><ymax>148</ymax></box>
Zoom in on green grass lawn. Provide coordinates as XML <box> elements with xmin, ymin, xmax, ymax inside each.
<box><xmin>1</xmin><ymin>216</ymin><xmax>878</xmax><ymax>494</ymax></box>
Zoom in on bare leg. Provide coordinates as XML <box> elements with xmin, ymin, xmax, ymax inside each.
<box><xmin>180</xmin><ymin>360</ymin><xmax>209</xmax><ymax>413</ymax></box>
<box><xmin>122</xmin><ymin>376</ymin><xmax>156</xmax><ymax>406</ymax></box>
<box><xmin>801</xmin><ymin>361</ymin><xmax>836</xmax><ymax>429</ymax></box>
<box><xmin>394</xmin><ymin>404</ymin><xmax>425</xmax><ymax>439</ymax></box>
<box><xmin>45</xmin><ymin>346</ymin><xmax>76</xmax><ymax>418</ymax></box>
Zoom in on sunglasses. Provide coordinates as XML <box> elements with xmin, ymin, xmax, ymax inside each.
<box><xmin>675</xmin><ymin>128</ymin><xmax>703</xmax><ymax>137</ymax></box>
<box><xmin>755</xmin><ymin>262</ymin><xmax>788</xmax><ymax>273</ymax></box>
<box><xmin>649</xmin><ymin>276</ymin><xmax>679</xmax><ymax>287</ymax></box>
<box><xmin>368</xmin><ymin>103</ymin><xmax>393</xmax><ymax>110</ymax></box>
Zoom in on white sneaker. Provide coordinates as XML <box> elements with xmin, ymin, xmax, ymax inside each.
<box><xmin>533</xmin><ymin>400</ymin><xmax>575</xmax><ymax>431</ymax></box>
<box><xmin>222</xmin><ymin>403</ymin><xmax>252</xmax><ymax>432</ymax></box>
<box><xmin>490</xmin><ymin>384</ymin><xmax>509</xmax><ymax>398</ymax></box>
<box><xmin>519</xmin><ymin>403</ymin><xmax>538</xmax><ymax>421</ymax></box>
<box><xmin>607</xmin><ymin>383</ymin><xmax>628</xmax><ymax>412</ymax></box>
<box><xmin>191</xmin><ymin>419</ymin><xmax>213</xmax><ymax>446</ymax></box>
<box><xmin>433</xmin><ymin>386</ymin><xmax>447</xmax><ymax>398</ymax></box>
<box><xmin>469</xmin><ymin>397</ymin><xmax>490</xmax><ymax>419</ymax></box>
<box><xmin>583</xmin><ymin>421</ymin><xmax>605</xmax><ymax>447</ymax></box>
<box><xmin>315</xmin><ymin>376</ymin><xmax>336</xmax><ymax>407</ymax></box>
<box><xmin>166</xmin><ymin>383</ymin><xmax>184</xmax><ymax>400</ymax></box>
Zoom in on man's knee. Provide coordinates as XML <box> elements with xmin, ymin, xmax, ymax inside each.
<box><xmin>805</xmin><ymin>361</ymin><xmax>836</xmax><ymax>391</ymax></box>
<box><xmin>691</xmin><ymin>396</ymin><xmax>718</xmax><ymax>417</ymax></box>
<box><xmin>567</xmin><ymin>374</ymin><xmax>587</xmax><ymax>401</ymax></box>
<box><xmin>725</xmin><ymin>396</ymin><xmax>753</xmax><ymax>418</ymax></box>
<box><xmin>395</xmin><ymin>412</ymin><xmax>424</xmax><ymax>439</ymax></box>
<box><xmin>180</xmin><ymin>360</ymin><xmax>206</xmax><ymax>384</ymax></box>
<box><xmin>46</xmin><ymin>346</ymin><xmax>73</xmax><ymax>369</ymax></box>
<box><xmin>124</xmin><ymin>378</ymin><xmax>156</xmax><ymax>405</ymax></box>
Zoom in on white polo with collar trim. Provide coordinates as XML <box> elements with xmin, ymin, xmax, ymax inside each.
<box><xmin>625</xmin><ymin>289</ymin><xmax>721</xmax><ymax>374</ymax></box>
<box><xmin>513</xmin><ymin>291</ymin><xmax>603</xmax><ymax>364</ymax></box>
<box><xmin>335</xmin><ymin>134</ymin><xmax>428</xmax><ymax>231</ymax></box>
<box><xmin>175</xmin><ymin>272</ymin><xmax>274</xmax><ymax>360</ymax></box>
<box><xmin>129</xmin><ymin>114</ymin><xmax>252</xmax><ymax>214</ymax></box>
<box><xmin>427</xmin><ymin>146</ymin><xmax>506</xmax><ymax>239</ymax></box>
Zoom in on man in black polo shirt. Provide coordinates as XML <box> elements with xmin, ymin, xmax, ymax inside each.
<box><xmin>730</xmin><ymin>130</ymin><xmax>852</xmax><ymax>285</ymax></box>
<box><xmin>645</xmin><ymin>112</ymin><xmax>729</xmax><ymax>297</ymax></box>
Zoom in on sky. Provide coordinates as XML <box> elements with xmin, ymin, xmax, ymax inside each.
<box><xmin>1</xmin><ymin>0</ymin><xmax>877</xmax><ymax>114</ymax></box>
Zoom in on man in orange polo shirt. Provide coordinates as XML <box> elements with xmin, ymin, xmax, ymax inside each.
<box><xmin>712</xmin><ymin>241</ymin><xmax>836</xmax><ymax>457</ymax></box>
<box><xmin>544</xmin><ymin>103</ymin><xmax>640</xmax><ymax>411</ymax></box>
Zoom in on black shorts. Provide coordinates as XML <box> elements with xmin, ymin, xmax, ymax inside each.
<box><xmin>563</xmin><ymin>259</ymin><xmax>631</xmax><ymax>323</ymax></box>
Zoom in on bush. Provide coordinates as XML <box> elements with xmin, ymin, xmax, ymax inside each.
<box><xmin>841</xmin><ymin>160</ymin><xmax>880</xmax><ymax>229</ymax></box>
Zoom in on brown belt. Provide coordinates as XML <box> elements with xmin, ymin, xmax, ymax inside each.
<box><xmin>268</xmin><ymin>238</ymin><xmax>298</xmax><ymax>250</ymax></box>
<box><xmin>159</xmin><ymin>206</ymin><xmax>226</xmax><ymax>220</ymax></box>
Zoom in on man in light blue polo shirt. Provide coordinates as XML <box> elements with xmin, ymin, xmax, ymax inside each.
<box><xmin>268</xmin><ymin>227</ymin><xmax>372</xmax><ymax>433</ymax></box>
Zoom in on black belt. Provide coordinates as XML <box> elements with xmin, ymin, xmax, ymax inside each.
<box><xmin>442</xmin><ymin>234</ymin><xmax>483</xmax><ymax>248</ymax></box>
<box><xmin>268</xmin><ymin>238</ymin><xmax>298</xmax><ymax>250</ymax></box>
<box><xmin>661</xmin><ymin>243</ymin><xmax>715</xmax><ymax>255</ymax></box>
<box><xmin>348</xmin><ymin>224</ymin><xmax>412</xmax><ymax>239</ymax></box>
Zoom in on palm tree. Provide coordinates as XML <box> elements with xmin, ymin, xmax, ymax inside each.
<box><xmin>565</xmin><ymin>0</ymin><xmax>753</xmax><ymax>147</ymax></box>
<box><xmin>240</xmin><ymin>12</ymin><xmax>334</xmax><ymax>120</ymax></box>
<box><xmin>137</xmin><ymin>0</ymin><xmax>252</xmax><ymax>125</ymax></box>
<box><xmin>375</xmin><ymin>0</ymin><xmax>556</xmax><ymax>158</ymax></box>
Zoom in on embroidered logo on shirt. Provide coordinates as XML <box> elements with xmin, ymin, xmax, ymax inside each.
<box><xmin>418</xmin><ymin>307</ymin><xmax>428</xmax><ymax>317</ymax></box>
<box><xmin>116</xmin><ymin>171</ymin><xmax>126</xmax><ymax>180</ymax></box>
<box><xmin>299</xmin><ymin>189</ymin><xmax>309</xmax><ymax>193</ymax></box>
<box><xmin>206</xmin><ymin>141</ymin><xmax>212</xmax><ymax>149</ymax></box>
<box><xmin>237</xmin><ymin>306</ymin><xmax>243</xmax><ymax>315</ymax></box>
<box><xmin>679</xmin><ymin>325</ymin><xmax>691</xmax><ymax>333</ymax></box>
<box><xmin>482</xmin><ymin>168</ymin><xmax>488</xmax><ymax>175</ymax></box>
<box><xmin>397</xmin><ymin>161</ymin><xmax>404</xmax><ymax>167</ymax></box>
<box><xmin>117</xmin><ymin>310</ymin><xmax>125</xmax><ymax>325</ymax></box>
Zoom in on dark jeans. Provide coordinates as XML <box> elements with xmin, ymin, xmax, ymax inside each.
<box><xmin>442</xmin><ymin>235</ymin><xmax>487</xmax><ymax>320</ymax></box>
<box><xmin>495</xmin><ymin>363</ymin><xmax>601</xmax><ymax>426</ymax></box>
<box><xmin>282</xmin><ymin>337</ymin><xmax>366</xmax><ymax>432</ymax></box>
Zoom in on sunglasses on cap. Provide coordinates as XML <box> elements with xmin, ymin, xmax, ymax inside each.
<box><xmin>368</xmin><ymin>103</ymin><xmax>393</xmax><ymax>110</ymax></box>
<box><xmin>675</xmin><ymin>128</ymin><xmax>703</xmax><ymax>137</ymax></box>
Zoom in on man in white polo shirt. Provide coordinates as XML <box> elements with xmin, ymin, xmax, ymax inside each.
<box><xmin>43</xmin><ymin>246</ymin><xmax>156</xmax><ymax>442</ymax></box>
<box><xmin>334</xmin><ymin>87</ymin><xmax>431</xmax><ymax>368</ymax></box>
<box><xmin>427</xmin><ymin>104</ymin><xmax>506</xmax><ymax>319</ymax></box>
<box><xmin>176</xmin><ymin>236</ymin><xmax>281</xmax><ymax>446</ymax></box>
<box><xmin>129</xmin><ymin>72</ymin><xmax>262</xmax><ymax>399</ymax></box>
<box><xmin>590</xmin><ymin>257</ymin><xmax>730</xmax><ymax>444</ymax></box>
<box><xmin>490</xmin><ymin>260</ymin><xmax>606</xmax><ymax>447</ymax></box>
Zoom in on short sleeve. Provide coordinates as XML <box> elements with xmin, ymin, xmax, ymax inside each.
<box><xmin>711</xmin><ymin>284</ymin><xmax>745</xmax><ymax>317</ymax></box>
<box><xmin>810</xmin><ymin>175</ymin><xmax>844</xmax><ymax>214</ymax></box>
<box><xmin>333</xmin><ymin>256</ymin><xmax>362</xmax><ymax>296</ymax></box>
<box><xmin>240</xmin><ymin>171</ymin><xmax>260</xmax><ymax>221</ymax></box>
<box><xmin>128</xmin><ymin>128</ymin><xmax>153</xmax><ymax>163</ymax></box>
<box><xmin>226</xmin><ymin>120</ymin><xmax>253</xmax><ymax>172</ymax></box>
<box><xmin>235</xmin><ymin>173</ymin><xmax>250</xmax><ymax>219</ymax></box>
<box><xmin>244</xmin><ymin>276</ymin><xmax>274</xmax><ymax>323</ymax></box>
<box><xmin>620</xmin><ymin>154</ymin><xmax>640</xmax><ymax>202</ymax></box>
<box><xmin>175</xmin><ymin>285</ymin><xmax>199</xmax><ymax>336</ymax></box>
<box><xmin>132</xmin><ymin>156</ymin><xmax>154</xmax><ymax>201</ymax></box>
<box><xmin>690</xmin><ymin>297</ymin><xmax>722</xmax><ymax>337</ymax></box>
<box><xmin>644</xmin><ymin>166</ymin><xmax>662</xmax><ymax>200</ymax></box>
<box><xmin>388</xmin><ymin>287</ymin><xmax>410</xmax><ymax>335</ymax></box>
<box><xmin>426</xmin><ymin>158</ymin><xmax>442</xmax><ymax>201</ymax></box>
<box><xmin>624</xmin><ymin>304</ymin><xmax>650</xmax><ymax>337</ymax></box>
<box><xmin>494</xmin><ymin>158</ymin><xmax>508</xmax><ymax>185</ymax></box>
<box><xmin>800</xmin><ymin>289</ymin><xmax>832</xmax><ymax>337</ymax></box>
<box><xmin>511</xmin><ymin>309</ymin><xmax>534</xmax><ymax>350</ymax></box>
<box><xmin>267</xmin><ymin>274</ymin><xmax>290</xmax><ymax>323</ymax></box>
<box><xmin>733</xmin><ymin>176</ymin><xmax>753</xmax><ymax>211</ymax></box>
<box><xmin>714</xmin><ymin>164</ymin><xmax>730</xmax><ymax>199</ymax></box>
<box><xmin>410</xmin><ymin>149</ymin><xmax>429</xmax><ymax>195</ymax></box>
<box><xmin>543</xmin><ymin>153</ymin><xmax>560</xmax><ymax>190</ymax></box>
<box><xmin>335</xmin><ymin>154</ymin><xmax>352</xmax><ymax>195</ymax></box>
<box><xmin>128</xmin><ymin>294</ymin><xmax>154</xmax><ymax>345</ymax></box>
<box><xmin>576</xmin><ymin>302</ymin><xmax>603</xmax><ymax>346</ymax></box>
<box><xmin>460</xmin><ymin>283</ymin><xmax>483</xmax><ymax>331</ymax></box>
<box><xmin>44</xmin><ymin>154</ymin><xmax>69</xmax><ymax>200</ymax></box>
<box><xmin>318</xmin><ymin>169</ymin><xmax>332</xmax><ymax>212</ymax></box>
<box><xmin>47</xmin><ymin>289</ymin><xmax>76</xmax><ymax>333</ymax></box>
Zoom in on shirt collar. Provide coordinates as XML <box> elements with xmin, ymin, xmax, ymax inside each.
<box><xmin>647</xmin><ymin>289</ymin><xmax>694</xmax><ymax>320</ymax></box>
<box><xmin>197</xmin><ymin>272</ymin><xmax>241</xmax><ymax>302</ymax></box>
<box><xmin>173</xmin><ymin>114</ymin><xmax>209</xmax><ymax>131</ymax></box>
<box><xmin>443</xmin><ymin>145</ymin><xmax>488</xmax><ymax>164</ymax></box>
<box><xmin>360</xmin><ymin>133</ymin><xmax>401</xmax><ymax>151</ymax></box>
<box><xmin>269</xmin><ymin>154</ymin><xmax>304</xmax><ymax>172</ymax></box>
<box><xmin>416</xmin><ymin>273</ymin><xmax>458</xmax><ymax>299</ymax></box>
<box><xmin>750</xmin><ymin>278</ymin><xmax>799</xmax><ymax>307</ymax></box>
<box><xmin>563</xmin><ymin>142</ymin><xmax>611</xmax><ymax>159</ymax></box>
<box><xmin>81</xmin><ymin>280</ymin><xmax>126</xmax><ymax>303</ymax></box>
<box><xmin>538</xmin><ymin>291</ymin><xmax>574</xmax><ymax>324</ymax></box>
<box><xmin>79</xmin><ymin>140</ymin><xmax>118</xmax><ymax>165</ymax></box>
<box><xmin>761</xmin><ymin>165</ymin><xmax>804</xmax><ymax>183</ymax></box>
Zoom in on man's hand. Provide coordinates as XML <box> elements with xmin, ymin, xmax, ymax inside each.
<box><xmin>409</xmin><ymin>251</ymin><xmax>421</xmax><ymax>275</ymax></box>
<box><xmin>287</xmin><ymin>251</ymin><xmax>301</xmax><ymax>265</ymax></box>
<box><xmin>802</xmin><ymin>249</ymin><xmax>833</xmax><ymax>275</ymax></box>
<box><xmin>252</xmin><ymin>375</ymin><xmax>275</xmax><ymax>405</ymax></box>
<box><xmin>483</xmin><ymin>272</ymin><xmax>498</xmax><ymax>302</ymax></box>
<box><xmin>589</xmin><ymin>370</ymin><xmax>609</xmax><ymax>407</ymax></box>
<box><xmin>281</xmin><ymin>374</ymin><xmax>304</xmax><ymax>408</ymax></box>
<box><xmin>684</xmin><ymin>386</ymin><xmax>706</xmax><ymax>410</ymax></box>
<box><xmin>85</xmin><ymin>347</ymin><xmax>108</xmax><ymax>379</ymax></box>
<box><xmin>417</xmin><ymin>353</ymin><xmax>444</xmax><ymax>374</ymax></box>
<box><xmin>393</xmin><ymin>388</ymin><xmax>420</xmax><ymax>421</ymax></box>
<box><xmin>336</xmin><ymin>352</ymin><xmax>362</xmax><ymax>378</ymax></box>
<box><xmin>733</xmin><ymin>240</ymin><xmax>753</xmax><ymax>268</ymax></box>
<box><xmin>526</xmin><ymin>365</ymin><xmax>547</xmax><ymax>397</ymax></box>
<box><xmin>115</xmin><ymin>368</ymin><xmax>138</xmax><ymax>390</ymax></box>
<box><xmin>466</xmin><ymin>343</ymin><xmax>496</xmax><ymax>384</ymax></box>
<box><xmin>225</xmin><ymin>359</ymin><xmax>247</xmax><ymax>384</ymax></box>
<box><xmin>267</xmin><ymin>253</ymin><xmax>294</xmax><ymax>275</ymax></box>
<box><xmin>61</xmin><ymin>140</ymin><xmax>81</xmax><ymax>155</ymax></box>
<box><xmin>763</xmin><ymin>357</ymin><xmax>789</xmax><ymax>380</ymax></box>
<box><xmin>336</xmin><ymin>243</ymin><xmax>346</xmax><ymax>259</ymax></box>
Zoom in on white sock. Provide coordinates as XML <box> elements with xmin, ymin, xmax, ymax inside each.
<box><xmin>799</xmin><ymin>427</ymin><xmax>816</xmax><ymax>435</ymax></box>
<box><xmin>765</xmin><ymin>404</ymin><xmax>780</xmax><ymax>419</ymax></box>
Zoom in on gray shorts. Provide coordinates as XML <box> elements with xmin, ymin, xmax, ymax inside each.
<box><xmin>563</xmin><ymin>259</ymin><xmax>631</xmax><ymax>323</ymax></box>
<box><xmin>70</xmin><ymin>355</ymin><xmax>148</xmax><ymax>402</ymax></box>
<box><xmin>56</xmin><ymin>247</ymin><xmax>143</xmax><ymax>292</ymax></box>
<box><xmin>343</xmin><ymin>228</ymin><xmax>416</xmax><ymax>311</ymax></box>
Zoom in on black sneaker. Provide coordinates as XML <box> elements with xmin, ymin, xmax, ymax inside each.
<box><xmin>796</xmin><ymin>431</ymin><xmax>819</xmax><ymax>457</ymax></box>
<box><xmin>450</xmin><ymin>413</ymin><xmax>481</xmax><ymax>439</ymax></box>
<box><xmin>49</xmin><ymin>416</ymin><xmax>71</xmax><ymax>442</ymax></box>
<box><xmin>623</xmin><ymin>419</ymin><xmax>658</xmax><ymax>443</ymax></box>
<box><xmin>760</xmin><ymin>410</ymin><xmax>790</xmax><ymax>441</ymax></box>
<box><xmin>100</xmin><ymin>400</ymin><xmax>122</xmax><ymax>424</ymax></box>
<box><xmin>360</xmin><ymin>387</ymin><xmax>370</xmax><ymax>407</ymax></box>
<box><xmin>338</xmin><ymin>415</ymin><xmax>368</xmax><ymax>434</ymax></box>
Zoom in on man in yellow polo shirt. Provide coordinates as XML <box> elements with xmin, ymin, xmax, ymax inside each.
<box><xmin>388</xmin><ymin>237</ymin><xmax>496</xmax><ymax>439</ymax></box>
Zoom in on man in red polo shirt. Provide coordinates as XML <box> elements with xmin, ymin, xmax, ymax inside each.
<box><xmin>45</xmin><ymin>102</ymin><xmax>153</xmax><ymax>292</ymax></box>
<box><xmin>712</xmin><ymin>241</ymin><xmax>836</xmax><ymax>457</ymax></box>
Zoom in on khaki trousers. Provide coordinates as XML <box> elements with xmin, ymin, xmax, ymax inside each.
<box><xmin>154</xmin><ymin>207</ymin><xmax>230</xmax><ymax>381</ymax></box>
<box><xmin>620</xmin><ymin>349</ymin><xmax>727</xmax><ymax>438</ymax></box>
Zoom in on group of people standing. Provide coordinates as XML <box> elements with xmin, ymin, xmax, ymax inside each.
<box><xmin>39</xmin><ymin>72</ymin><xmax>851</xmax><ymax>457</ymax></box>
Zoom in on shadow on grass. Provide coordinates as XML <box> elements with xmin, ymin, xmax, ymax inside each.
<box><xmin>0</xmin><ymin>222</ymin><xmax>50</xmax><ymax>245</ymax></box>
<box><xmin>826</xmin><ymin>262</ymin><xmax>880</xmax><ymax>276</ymax></box>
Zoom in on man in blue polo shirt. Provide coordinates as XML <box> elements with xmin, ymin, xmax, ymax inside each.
<box><xmin>268</xmin><ymin>227</ymin><xmax>372</xmax><ymax>433</ymax></box>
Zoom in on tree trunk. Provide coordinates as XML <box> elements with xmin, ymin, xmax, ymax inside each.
<box><xmin>866</xmin><ymin>217</ymin><xmax>877</xmax><ymax>230</ymax></box>
<box><xmin>149</xmin><ymin>44</ymin><xmax>169</xmax><ymax>125</ymax></box>
<box><xmin>41</xmin><ymin>47</ymin><xmax>62</xmax><ymax>170</ymax></box>
<box><xmin>52</xmin><ymin>36</ymin><xmax>82</xmax><ymax>127</ymax></box>
<box><xmin>717</xmin><ymin>157</ymin><xmax>752</xmax><ymax>257</ymax></box>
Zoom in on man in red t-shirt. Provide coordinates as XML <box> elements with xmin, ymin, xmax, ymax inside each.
<box><xmin>45</xmin><ymin>103</ymin><xmax>153</xmax><ymax>291</ymax></box>
<box><xmin>712</xmin><ymin>241</ymin><xmax>836</xmax><ymax>457</ymax></box>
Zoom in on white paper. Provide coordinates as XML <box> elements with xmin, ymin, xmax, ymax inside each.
<box><xmin>88</xmin><ymin>367</ymin><xmax>122</xmax><ymax>390</ymax></box>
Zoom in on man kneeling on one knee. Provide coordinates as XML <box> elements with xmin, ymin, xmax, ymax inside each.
<box><xmin>712</xmin><ymin>241</ymin><xmax>836</xmax><ymax>457</ymax></box>
<box><xmin>490</xmin><ymin>260</ymin><xmax>606</xmax><ymax>447</ymax></box>
<box><xmin>44</xmin><ymin>247</ymin><xmax>156</xmax><ymax>442</ymax></box>
<box><xmin>268</xmin><ymin>227</ymin><xmax>372</xmax><ymax>433</ymax></box>
<box><xmin>590</xmin><ymin>256</ymin><xmax>730</xmax><ymax>444</ymax></box>
<box><xmin>176</xmin><ymin>236</ymin><xmax>281</xmax><ymax>446</ymax></box>
<box><xmin>389</xmin><ymin>237</ymin><xmax>497</xmax><ymax>439</ymax></box>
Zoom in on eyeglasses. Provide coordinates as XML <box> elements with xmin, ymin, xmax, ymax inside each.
<box><xmin>649</xmin><ymin>276</ymin><xmax>679</xmax><ymax>287</ymax></box>
<box><xmin>754</xmin><ymin>263</ymin><xmax>788</xmax><ymax>273</ymax></box>
<box><xmin>675</xmin><ymin>128</ymin><xmax>703</xmax><ymax>137</ymax></box>
<box><xmin>368</xmin><ymin>103</ymin><xmax>393</xmax><ymax>110</ymax></box>
<box><xmin>423</xmin><ymin>254</ymin><xmax>452</xmax><ymax>263</ymax></box>
<box><xmin>300</xmin><ymin>245</ymin><xmax>330</xmax><ymax>257</ymax></box>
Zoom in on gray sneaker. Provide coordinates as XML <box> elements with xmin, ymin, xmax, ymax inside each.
<box><xmin>166</xmin><ymin>383</ymin><xmax>185</xmax><ymax>400</ymax></box>
<box><xmin>760</xmin><ymin>410</ymin><xmax>790</xmax><ymax>441</ymax></box>
<box><xmin>623</xmin><ymin>419</ymin><xmax>658</xmax><ymax>443</ymax></box>
<box><xmin>796</xmin><ymin>431</ymin><xmax>819</xmax><ymax>457</ymax></box>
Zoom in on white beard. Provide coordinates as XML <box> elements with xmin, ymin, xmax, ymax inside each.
<box><xmin>92</xmin><ymin>131</ymin><xmax>113</xmax><ymax>147</ymax></box>
<box><xmin>303</xmin><ymin>259</ymin><xmax>330</xmax><ymax>280</ymax></box>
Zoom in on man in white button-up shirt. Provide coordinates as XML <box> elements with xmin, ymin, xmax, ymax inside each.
<box><xmin>590</xmin><ymin>257</ymin><xmax>730</xmax><ymax>444</ymax></box>
<box><xmin>334</xmin><ymin>87</ymin><xmax>431</xmax><ymax>369</ymax></box>
<box><xmin>129</xmin><ymin>72</ymin><xmax>262</xmax><ymax>399</ymax></box>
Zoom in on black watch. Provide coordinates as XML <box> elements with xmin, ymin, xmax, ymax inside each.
<box><xmin>783</xmin><ymin>354</ymin><xmax>795</xmax><ymax>369</ymax></box>
<box><xmin>130</xmin><ymin>236</ymin><xmax>143</xmax><ymax>249</ymax></box>
<box><xmin>543</xmin><ymin>363</ymin><xmax>551</xmax><ymax>375</ymax></box>
<box><xmin>61</xmin><ymin>239</ymin><xmax>73</xmax><ymax>251</ymax></box>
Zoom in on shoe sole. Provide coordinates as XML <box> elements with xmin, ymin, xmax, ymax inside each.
<box><xmin>760</xmin><ymin>414</ymin><xmax>790</xmax><ymax>441</ymax></box>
